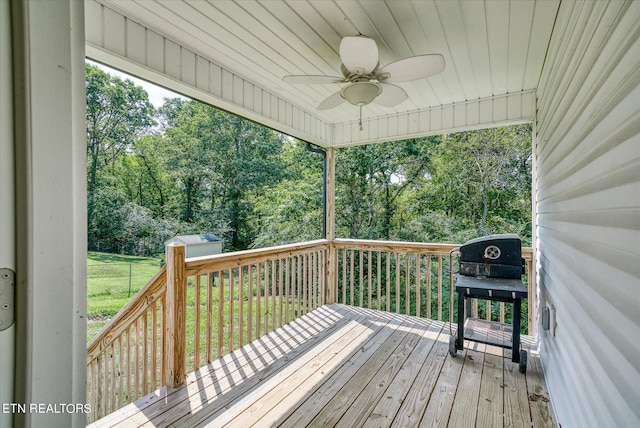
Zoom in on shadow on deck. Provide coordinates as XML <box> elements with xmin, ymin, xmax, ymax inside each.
<box><xmin>89</xmin><ymin>304</ymin><xmax>556</xmax><ymax>427</ymax></box>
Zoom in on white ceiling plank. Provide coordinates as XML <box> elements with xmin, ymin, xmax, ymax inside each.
<box><xmin>309</xmin><ymin>0</ymin><xmax>359</xmax><ymax>39</ymax></box>
<box><xmin>90</xmin><ymin>0</ymin><xmax>562</xmax><ymax>146</ymax></box>
<box><xmin>524</xmin><ymin>0</ymin><xmax>561</xmax><ymax>89</ymax></box>
<box><xmin>507</xmin><ymin>0</ymin><xmax>536</xmax><ymax>92</ymax></box>
<box><xmin>434</xmin><ymin>0</ymin><xmax>477</xmax><ymax>101</ymax></box>
<box><xmin>459</xmin><ymin>0</ymin><xmax>491</xmax><ymax>98</ymax></box>
<box><xmin>485</xmin><ymin>0</ymin><xmax>511</xmax><ymax>96</ymax></box>
<box><xmin>411</xmin><ymin>0</ymin><xmax>453</xmax><ymax>105</ymax></box>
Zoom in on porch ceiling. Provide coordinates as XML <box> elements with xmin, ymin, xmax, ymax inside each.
<box><xmin>87</xmin><ymin>0</ymin><xmax>560</xmax><ymax>146</ymax></box>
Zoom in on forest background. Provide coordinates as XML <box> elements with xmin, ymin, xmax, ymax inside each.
<box><xmin>86</xmin><ymin>63</ymin><xmax>533</xmax><ymax>259</ymax></box>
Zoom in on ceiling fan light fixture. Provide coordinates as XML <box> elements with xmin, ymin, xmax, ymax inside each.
<box><xmin>340</xmin><ymin>82</ymin><xmax>382</xmax><ymax>106</ymax></box>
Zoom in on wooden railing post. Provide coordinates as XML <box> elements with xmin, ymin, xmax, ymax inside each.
<box><xmin>325</xmin><ymin>147</ymin><xmax>337</xmax><ymax>304</ymax></box>
<box><xmin>165</xmin><ymin>243</ymin><xmax>186</xmax><ymax>387</ymax></box>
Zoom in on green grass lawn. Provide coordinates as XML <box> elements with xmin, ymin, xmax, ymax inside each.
<box><xmin>86</xmin><ymin>252</ymin><xmax>311</xmax><ymax>352</ymax></box>
<box><xmin>87</xmin><ymin>251</ymin><xmax>162</xmax><ymax>342</ymax></box>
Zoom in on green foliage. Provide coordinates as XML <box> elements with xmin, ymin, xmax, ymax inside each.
<box><xmin>252</xmin><ymin>140</ymin><xmax>324</xmax><ymax>247</ymax></box>
<box><xmin>417</xmin><ymin>124</ymin><xmax>533</xmax><ymax>243</ymax></box>
<box><xmin>334</xmin><ymin>126</ymin><xmax>532</xmax><ymax>244</ymax></box>
<box><xmin>86</xmin><ymin>64</ymin><xmax>155</xmax><ymax>250</ymax></box>
<box><xmin>335</xmin><ymin>136</ymin><xmax>441</xmax><ymax>239</ymax></box>
<box><xmin>86</xmin><ymin>63</ymin><xmax>532</xmax><ymax>257</ymax></box>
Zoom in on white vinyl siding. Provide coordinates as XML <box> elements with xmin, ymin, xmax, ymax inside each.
<box><xmin>535</xmin><ymin>1</ymin><xmax>640</xmax><ymax>426</ymax></box>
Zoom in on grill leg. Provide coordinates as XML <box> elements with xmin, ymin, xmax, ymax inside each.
<box><xmin>512</xmin><ymin>297</ymin><xmax>522</xmax><ymax>363</ymax></box>
<box><xmin>457</xmin><ymin>290</ymin><xmax>465</xmax><ymax>350</ymax></box>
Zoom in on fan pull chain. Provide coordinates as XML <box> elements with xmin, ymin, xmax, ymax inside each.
<box><xmin>359</xmin><ymin>105</ymin><xmax>363</xmax><ymax>131</ymax></box>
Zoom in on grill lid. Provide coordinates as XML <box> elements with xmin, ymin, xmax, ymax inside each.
<box><xmin>459</xmin><ymin>234</ymin><xmax>524</xmax><ymax>279</ymax></box>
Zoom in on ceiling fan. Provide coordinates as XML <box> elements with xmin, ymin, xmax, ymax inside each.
<box><xmin>283</xmin><ymin>35</ymin><xmax>445</xmax><ymax>129</ymax></box>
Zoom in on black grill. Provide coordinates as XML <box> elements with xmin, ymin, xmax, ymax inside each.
<box><xmin>458</xmin><ymin>234</ymin><xmax>524</xmax><ymax>279</ymax></box>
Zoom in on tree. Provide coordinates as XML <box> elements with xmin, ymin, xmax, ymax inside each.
<box><xmin>86</xmin><ymin>64</ymin><xmax>155</xmax><ymax>249</ymax></box>
<box><xmin>158</xmin><ymin>100</ymin><xmax>286</xmax><ymax>250</ymax></box>
<box><xmin>418</xmin><ymin>124</ymin><xmax>532</xmax><ymax>241</ymax></box>
<box><xmin>253</xmin><ymin>139</ymin><xmax>324</xmax><ymax>247</ymax></box>
<box><xmin>335</xmin><ymin>136</ymin><xmax>439</xmax><ymax>240</ymax></box>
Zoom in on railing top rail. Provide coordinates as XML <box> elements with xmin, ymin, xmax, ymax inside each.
<box><xmin>334</xmin><ymin>238</ymin><xmax>533</xmax><ymax>260</ymax></box>
<box><xmin>87</xmin><ymin>266</ymin><xmax>167</xmax><ymax>361</ymax></box>
<box><xmin>184</xmin><ymin>239</ymin><xmax>330</xmax><ymax>276</ymax></box>
<box><xmin>333</xmin><ymin>238</ymin><xmax>460</xmax><ymax>253</ymax></box>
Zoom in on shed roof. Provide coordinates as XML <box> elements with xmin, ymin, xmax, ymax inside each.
<box><xmin>168</xmin><ymin>234</ymin><xmax>222</xmax><ymax>245</ymax></box>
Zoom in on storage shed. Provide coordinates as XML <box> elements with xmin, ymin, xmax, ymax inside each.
<box><xmin>165</xmin><ymin>234</ymin><xmax>223</xmax><ymax>259</ymax></box>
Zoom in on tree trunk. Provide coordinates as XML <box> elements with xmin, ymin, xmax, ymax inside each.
<box><xmin>87</xmin><ymin>137</ymin><xmax>100</xmax><ymax>250</ymax></box>
<box><xmin>478</xmin><ymin>180</ymin><xmax>488</xmax><ymax>236</ymax></box>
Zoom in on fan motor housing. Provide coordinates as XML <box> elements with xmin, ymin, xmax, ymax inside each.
<box><xmin>459</xmin><ymin>234</ymin><xmax>524</xmax><ymax>279</ymax></box>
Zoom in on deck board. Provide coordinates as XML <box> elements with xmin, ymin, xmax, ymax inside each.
<box><xmin>88</xmin><ymin>304</ymin><xmax>556</xmax><ymax>428</ymax></box>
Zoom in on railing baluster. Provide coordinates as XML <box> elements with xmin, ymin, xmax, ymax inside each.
<box><xmin>125</xmin><ymin>326</ymin><xmax>131</xmax><ymax>404</ymax></box>
<box><xmin>256</xmin><ymin>262</ymin><xmax>262</xmax><ymax>339</ymax></box>
<box><xmin>134</xmin><ymin>319</ymin><xmax>139</xmax><ymax>399</ymax></box>
<box><xmin>97</xmin><ymin>353</ymin><xmax>103</xmax><ymax>419</ymax></box>
<box><xmin>527</xmin><ymin>257</ymin><xmax>535</xmax><ymax>336</ymax></box>
<box><xmin>349</xmin><ymin>250</ymin><xmax>354</xmax><ymax>306</ymax></box>
<box><xmin>218</xmin><ymin>270</ymin><xmax>224</xmax><ymax>358</ymax></box>
<box><xmin>438</xmin><ymin>255</ymin><xmax>443</xmax><ymax>321</ymax></box>
<box><xmin>248</xmin><ymin>264</ymin><xmax>254</xmax><ymax>343</ymax></box>
<box><xmin>376</xmin><ymin>251</ymin><xmax>381</xmax><ymax>311</ymax></box>
<box><xmin>308</xmin><ymin>255</ymin><xmax>313</xmax><ymax>314</ymax></box>
<box><xmin>118</xmin><ymin>335</ymin><xmax>124</xmax><ymax>410</ymax></box>
<box><xmin>102</xmin><ymin>349</ymin><xmax>108</xmax><ymax>417</ymax></box>
<box><xmin>358</xmin><ymin>250</ymin><xmax>364</xmax><ymax>307</ymax></box>
<box><xmin>386</xmin><ymin>252</ymin><xmax>391</xmax><ymax>312</ymax></box>
<box><xmin>395</xmin><ymin>252</ymin><xmax>400</xmax><ymax>314</ymax></box>
<box><xmin>416</xmin><ymin>254</ymin><xmax>421</xmax><ymax>318</ymax></box>
<box><xmin>109</xmin><ymin>343</ymin><xmax>115</xmax><ymax>413</ymax></box>
<box><xmin>151</xmin><ymin>301</ymin><xmax>157</xmax><ymax>389</ymax></box>
<box><xmin>206</xmin><ymin>273</ymin><xmax>213</xmax><ymax>364</ymax></box>
<box><xmin>285</xmin><ymin>257</ymin><xmax>290</xmax><ymax>324</ymax></box>
<box><xmin>426</xmin><ymin>254</ymin><xmax>432</xmax><ymax>319</ymax></box>
<box><xmin>406</xmin><ymin>254</ymin><xmax>410</xmax><ymax>315</ymax></box>
<box><xmin>339</xmin><ymin>250</ymin><xmax>344</xmax><ymax>304</ymax></box>
<box><xmin>264</xmin><ymin>261</ymin><xmax>269</xmax><ymax>331</ymax></box>
<box><xmin>194</xmin><ymin>275</ymin><xmax>201</xmax><ymax>371</ymax></box>
<box><xmin>271</xmin><ymin>260</ymin><xmax>276</xmax><ymax>329</ymax></box>
<box><xmin>229</xmin><ymin>268</ymin><xmax>234</xmax><ymax>355</ymax></box>
<box><xmin>91</xmin><ymin>360</ymin><xmax>98</xmax><ymax>421</ymax></box>
<box><xmin>142</xmin><ymin>309</ymin><xmax>149</xmax><ymax>395</ymax></box>
<box><xmin>239</xmin><ymin>266</ymin><xmax>245</xmax><ymax>347</ymax></box>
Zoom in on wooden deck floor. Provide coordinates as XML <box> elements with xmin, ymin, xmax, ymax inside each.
<box><xmin>89</xmin><ymin>304</ymin><xmax>556</xmax><ymax>427</ymax></box>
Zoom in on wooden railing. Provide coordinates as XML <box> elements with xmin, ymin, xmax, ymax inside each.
<box><xmin>181</xmin><ymin>239</ymin><xmax>329</xmax><ymax>374</ymax></box>
<box><xmin>333</xmin><ymin>239</ymin><xmax>534</xmax><ymax>334</ymax></box>
<box><xmin>86</xmin><ymin>239</ymin><xmax>328</xmax><ymax>423</ymax></box>
<box><xmin>86</xmin><ymin>238</ymin><xmax>534</xmax><ymax>423</ymax></box>
<box><xmin>86</xmin><ymin>267</ymin><xmax>167</xmax><ymax>423</ymax></box>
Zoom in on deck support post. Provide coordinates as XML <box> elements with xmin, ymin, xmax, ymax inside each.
<box><xmin>165</xmin><ymin>243</ymin><xmax>187</xmax><ymax>387</ymax></box>
<box><xmin>325</xmin><ymin>147</ymin><xmax>337</xmax><ymax>304</ymax></box>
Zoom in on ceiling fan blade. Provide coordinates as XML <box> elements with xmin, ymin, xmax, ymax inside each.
<box><xmin>374</xmin><ymin>83</ymin><xmax>408</xmax><ymax>107</ymax></box>
<box><xmin>283</xmin><ymin>75</ymin><xmax>346</xmax><ymax>84</ymax></box>
<box><xmin>317</xmin><ymin>91</ymin><xmax>345</xmax><ymax>110</ymax></box>
<box><xmin>340</xmin><ymin>36</ymin><xmax>378</xmax><ymax>75</ymax></box>
<box><xmin>377</xmin><ymin>54</ymin><xmax>445</xmax><ymax>83</ymax></box>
